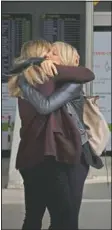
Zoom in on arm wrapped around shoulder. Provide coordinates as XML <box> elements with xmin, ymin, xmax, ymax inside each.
<box><xmin>55</xmin><ymin>65</ymin><xmax>95</xmax><ymax>83</ymax></box>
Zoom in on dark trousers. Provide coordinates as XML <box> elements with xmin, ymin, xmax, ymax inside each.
<box><xmin>20</xmin><ymin>155</ymin><xmax>89</xmax><ymax>230</ymax></box>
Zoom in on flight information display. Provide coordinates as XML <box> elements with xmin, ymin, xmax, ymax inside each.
<box><xmin>2</xmin><ymin>14</ymin><xmax>32</xmax><ymax>82</ymax></box>
<box><xmin>41</xmin><ymin>14</ymin><xmax>80</xmax><ymax>52</ymax></box>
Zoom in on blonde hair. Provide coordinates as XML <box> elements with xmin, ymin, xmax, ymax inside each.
<box><xmin>53</xmin><ymin>41</ymin><xmax>80</xmax><ymax>66</ymax></box>
<box><xmin>8</xmin><ymin>40</ymin><xmax>51</xmax><ymax>97</ymax></box>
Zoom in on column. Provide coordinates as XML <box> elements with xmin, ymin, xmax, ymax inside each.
<box><xmin>85</xmin><ymin>1</ymin><xmax>94</xmax><ymax>96</ymax></box>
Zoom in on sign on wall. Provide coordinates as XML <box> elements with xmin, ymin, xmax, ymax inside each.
<box><xmin>93</xmin><ymin>29</ymin><xmax>111</xmax><ymax>151</ymax></box>
<box><xmin>2</xmin><ymin>83</ymin><xmax>17</xmax><ymax>150</ymax></box>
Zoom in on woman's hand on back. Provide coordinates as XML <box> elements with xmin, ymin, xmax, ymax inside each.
<box><xmin>40</xmin><ymin>60</ymin><xmax>58</xmax><ymax>77</ymax></box>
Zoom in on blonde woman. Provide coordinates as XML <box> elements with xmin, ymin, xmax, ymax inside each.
<box><xmin>8</xmin><ymin>40</ymin><xmax>101</xmax><ymax>230</ymax></box>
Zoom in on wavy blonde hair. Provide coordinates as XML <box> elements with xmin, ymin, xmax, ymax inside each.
<box><xmin>8</xmin><ymin>40</ymin><xmax>51</xmax><ymax>97</ymax></box>
<box><xmin>52</xmin><ymin>41</ymin><xmax>80</xmax><ymax>66</ymax></box>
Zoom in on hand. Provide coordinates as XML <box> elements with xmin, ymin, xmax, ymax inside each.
<box><xmin>40</xmin><ymin>60</ymin><xmax>58</xmax><ymax>77</ymax></box>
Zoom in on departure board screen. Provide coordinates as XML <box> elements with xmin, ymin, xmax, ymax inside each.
<box><xmin>41</xmin><ymin>14</ymin><xmax>80</xmax><ymax>52</ymax></box>
<box><xmin>2</xmin><ymin>14</ymin><xmax>32</xmax><ymax>82</ymax></box>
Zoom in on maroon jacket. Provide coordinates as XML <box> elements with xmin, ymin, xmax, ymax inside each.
<box><xmin>16</xmin><ymin>66</ymin><xmax>94</xmax><ymax>169</ymax></box>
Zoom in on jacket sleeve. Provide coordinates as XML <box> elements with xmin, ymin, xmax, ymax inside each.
<box><xmin>9</xmin><ymin>57</ymin><xmax>45</xmax><ymax>74</ymax></box>
<box><xmin>18</xmin><ymin>76</ymin><xmax>82</xmax><ymax>115</ymax></box>
<box><xmin>54</xmin><ymin>65</ymin><xmax>95</xmax><ymax>83</ymax></box>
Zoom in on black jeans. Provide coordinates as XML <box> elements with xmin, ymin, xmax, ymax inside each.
<box><xmin>20</xmin><ymin>155</ymin><xmax>89</xmax><ymax>230</ymax></box>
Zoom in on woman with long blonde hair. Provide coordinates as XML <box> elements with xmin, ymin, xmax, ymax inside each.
<box><xmin>8</xmin><ymin>40</ymin><xmax>102</xmax><ymax>230</ymax></box>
